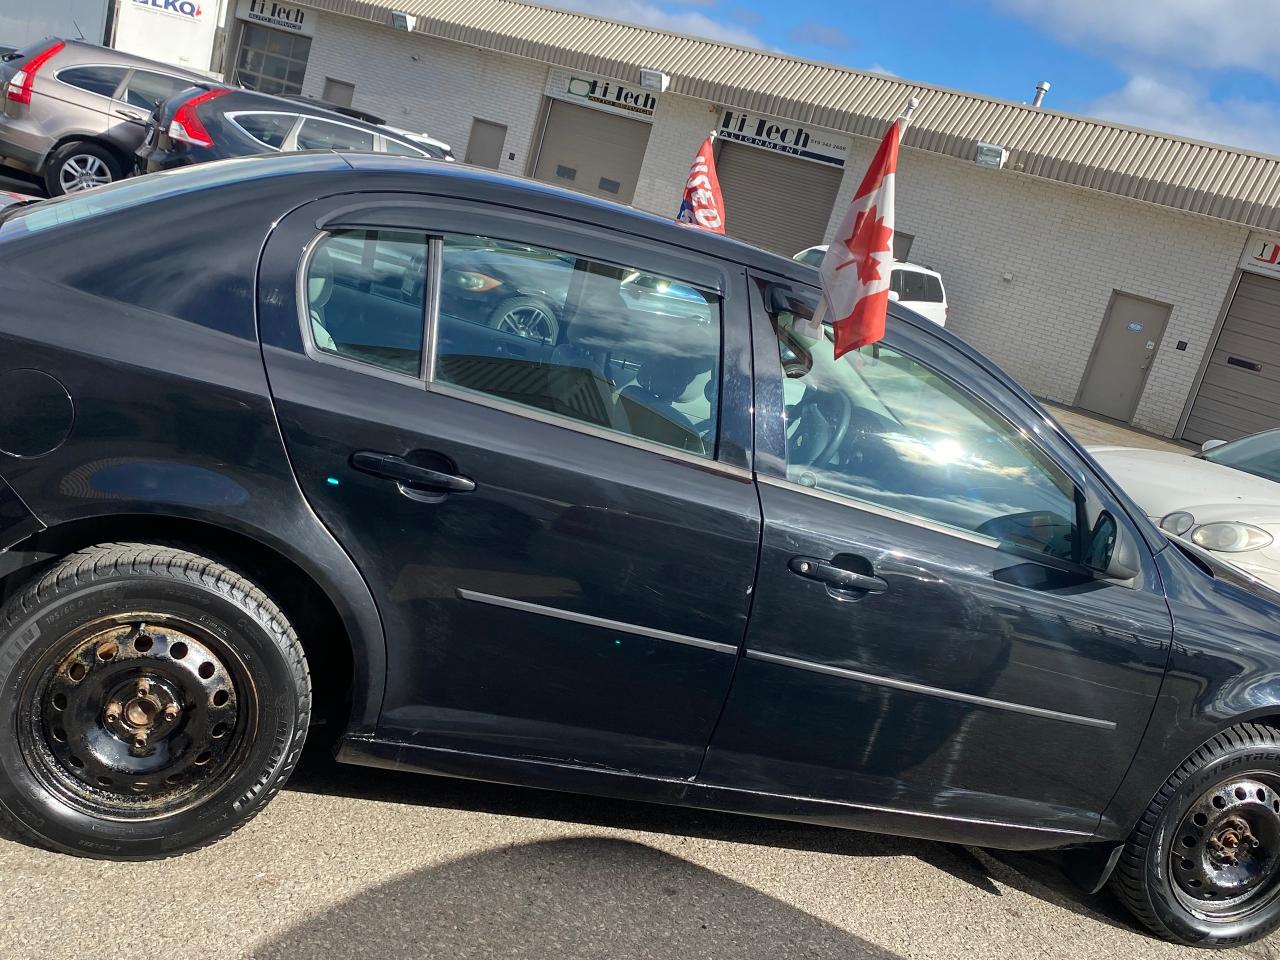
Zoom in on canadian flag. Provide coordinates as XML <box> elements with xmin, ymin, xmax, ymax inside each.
<box><xmin>818</xmin><ymin>116</ymin><xmax>905</xmax><ymax>358</ymax></box>
<box><xmin>676</xmin><ymin>136</ymin><xmax>725</xmax><ymax>234</ymax></box>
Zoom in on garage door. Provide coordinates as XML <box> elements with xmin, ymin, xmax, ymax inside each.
<box><xmin>1184</xmin><ymin>273</ymin><xmax>1280</xmax><ymax>444</ymax></box>
<box><xmin>533</xmin><ymin>100</ymin><xmax>650</xmax><ymax>204</ymax></box>
<box><xmin>714</xmin><ymin>142</ymin><xmax>844</xmax><ymax>256</ymax></box>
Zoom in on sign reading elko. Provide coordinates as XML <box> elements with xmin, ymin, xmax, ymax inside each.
<box><xmin>718</xmin><ymin>109</ymin><xmax>849</xmax><ymax>167</ymax></box>
<box><xmin>545</xmin><ymin>68</ymin><xmax>658</xmax><ymax>121</ymax></box>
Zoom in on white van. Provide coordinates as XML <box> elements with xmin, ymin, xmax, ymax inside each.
<box><xmin>793</xmin><ymin>245</ymin><xmax>949</xmax><ymax>327</ymax></box>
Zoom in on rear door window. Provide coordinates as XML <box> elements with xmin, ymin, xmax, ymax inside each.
<box><xmin>294</xmin><ymin>118</ymin><xmax>374</xmax><ymax>151</ymax></box>
<box><xmin>56</xmin><ymin>65</ymin><xmax>126</xmax><ymax>98</ymax></box>
<box><xmin>123</xmin><ymin>71</ymin><xmax>194</xmax><ymax>110</ymax></box>
<box><xmin>898</xmin><ymin>270</ymin><xmax>945</xmax><ymax>303</ymax></box>
<box><xmin>230</xmin><ymin>112</ymin><xmax>298</xmax><ymax>149</ymax></box>
<box><xmin>433</xmin><ymin>234</ymin><xmax>721</xmax><ymax>457</ymax></box>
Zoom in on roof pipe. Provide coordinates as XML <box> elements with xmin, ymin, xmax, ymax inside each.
<box><xmin>1032</xmin><ymin>80</ymin><xmax>1051</xmax><ymax>108</ymax></box>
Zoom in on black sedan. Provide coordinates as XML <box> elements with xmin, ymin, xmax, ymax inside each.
<box><xmin>1</xmin><ymin>154</ymin><xmax>1279</xmax><ymax>948</ymax></box>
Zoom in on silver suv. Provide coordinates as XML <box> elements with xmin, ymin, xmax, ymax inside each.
<box><xmin>0</xmin><ymin>38</ymin><xmax>210</xmax><ymax>195</ymax></box>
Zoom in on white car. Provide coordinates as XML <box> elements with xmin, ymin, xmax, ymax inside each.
<box><xmin>1091</xmin><ymin>430</ymin><xmax>1280</xmax><ymax>590</ymax></box>
<box><xmin>381</xmin><ymin>125</ymin><xmax>455</xmax><ymax>162</ymax></box>
<box><xmin>792</xmin><ymin>245</ymin><xmax>948</xmax><ymax>327</ymax></box>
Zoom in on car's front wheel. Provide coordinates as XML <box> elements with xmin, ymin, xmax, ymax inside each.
<box><xmin>1113</xmin><ymin>723</ymin><xmax>1280</xmax><ymax>946</ymax></box>
<box><xmin>0</xmin><ymin>543</ymin><xmax>310</xmax><ymax>859</ymax></box>
<box><xmin>44</xmin><ymin>141</ymin><xmax>122</xmax><ymax>196</ymax></box>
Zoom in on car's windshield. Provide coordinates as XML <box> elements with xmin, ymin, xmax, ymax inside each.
<box><xmin>1200</xmin><ymin>429</ymin><xmax>1280</xmax><ymax>483</ymax></box>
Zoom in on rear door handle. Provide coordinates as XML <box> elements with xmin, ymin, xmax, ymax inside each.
<box><xmin>789</xmin><ymin>555</ymin><xmax>888</xmax><ymax>594</ymax></box>
<box><xmin>115</xmin><ymin>108</ymin><xmax>146</xmax><ymax>122</ymax></box>
<box><xmin>350</xmin><ymin>450</ymin><xmax>476</xmax><ymax>493</ymax></box>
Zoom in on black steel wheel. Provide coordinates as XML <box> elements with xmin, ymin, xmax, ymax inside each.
<box><xmin>0</xmin><ymin>543</ymin><xmax>310</xmax><ymax>859</ymax></box>
<box><xmin>1113</xmin><ymin>723</ymin><xmax>1280</xmax><ymax>946</ymax></box>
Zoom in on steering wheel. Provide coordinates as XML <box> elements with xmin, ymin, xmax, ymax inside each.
<box><xmin>787</xmin><ymin>388</ymin><xmax>853</xmax><ymax>468</ymax></box>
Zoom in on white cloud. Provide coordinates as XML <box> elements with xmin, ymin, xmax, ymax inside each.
<box><xmin>864</xmin><ymin>63</ymin><xmax>896</xmax><ymax>77</ymax></box>
<box><xmin>787</xmin><ymin>21</ymin><xmax>855</xmax><ymax>50</ymax></box>
<box><xmin>547</xmin><ymin>0</ymin><xmax>766</xmax><ymax>48</ymax></box>
<box><xmin>1089</xmin><ymin>72</ymin><xmax>1280</xmax><ymax>155</ymax></box>
<box><xmin>991</xmin><ymin>0</ymin><xmax>1280</xmax><ymax>76</ymax></box>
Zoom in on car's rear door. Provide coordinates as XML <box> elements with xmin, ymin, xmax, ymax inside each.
<box><xmin>257</xmin><ymin>193</ymin><xmax>759</xmax><ymax>778</ymax></box>
<box><xmin>701</xmin><ymin>274</ymin><xmax>1173</xmax><ymax>835</ymax></box>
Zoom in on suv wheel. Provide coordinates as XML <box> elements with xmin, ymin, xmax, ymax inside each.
<box><xmin>1113</xmin><ymin>723</ymin><xmax>1280</xmax><ymax>946</ymax></box>
<box><xmin>0</xmin><ymin>543</ymin><xmax>311</xmax><ymax>860</ymax></box>
<box><xmin>44</xmin><ymin>142</ymin><xmax>122</xmax><ymax>196</ymax></box>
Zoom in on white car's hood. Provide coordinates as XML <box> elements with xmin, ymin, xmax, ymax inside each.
<box><xmin>1089</xmin><ymin>446</ymin><xmax>1280</xmax><ymax>520</ymax></box>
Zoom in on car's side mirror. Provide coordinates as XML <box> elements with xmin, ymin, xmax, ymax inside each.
<box><xmin>1084</xmin><ymin>511</ymin><xmax>1140</xmax><ymax>582</ymax></box>
<box><xmin>887</xmin><ymin>289</ymin><xmax>901</xmax><ymax>302</ymax></box>
<box><xmin>1201</xmin><ymin>438</ymin><xmax>1226</xmax><ymax>452</ymax></box>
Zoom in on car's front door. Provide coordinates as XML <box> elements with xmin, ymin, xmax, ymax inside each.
<box><xmin>702</xmin><ymin>275</ymin><xmax>1174</xmax><ymax>834</ymax></box>
<box><xmin>257</xmin><ymin>195</ymin><xmax>759</xmax><ymax>778</ymax></box>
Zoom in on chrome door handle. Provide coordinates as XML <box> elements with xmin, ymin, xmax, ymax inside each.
<box><xmin>788</xmin><ymin>555</ymin><xmax>888</xmax><ymax>594</ymax></box>
<box><xmin>350</xmin><ymin>450</ymin><xmax>476</xmax><ymax>494</ymax></box>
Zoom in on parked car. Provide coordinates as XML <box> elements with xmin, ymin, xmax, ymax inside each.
<box><xmin>281</xmin><ymin>95</ymin><xmax>457</xmax><ymax>161</ymax></box>
<box><xmin>793</xmin><ymin>245</ymin><xmax>949</xmax><ymax>326</ymax></box>
<box><xmin>1091</xmin><ymin>430</ymin><xmax>1280</xmax><ymax>591</ymax></box>
<box><xmin>0</xmin><ymin>37</ymin><xmax>210</xmax><ymax>195</ymax></box>
<box><xmin>136</xmin><ymin>86</ymin><xmax>450</xmax><ymax>174</ymax></box>
<box><xmin>5</xmin><ymin>154</ymin><xmax>1280</xmax><ymax>947</ymax></box>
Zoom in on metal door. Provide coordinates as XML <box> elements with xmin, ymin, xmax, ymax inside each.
<box><xmin>714</xmin><ymin>142</ymin><xmax>843</xmax><ymax>256</ymax></box>
<box><xmin>1184</xmin><ymin>273</ymin><xmax>1280</xmax><ymax>443</ymax></box>
<box><xmin>532</xmin><ymin>100</ymin><xmax>649</xmax><ymax>203</ymax></box>
<box><xmin>1077</xmin><ymin>292</ymin><xmax>1171</xmax><ymax>421</ymax></box>
<box><xmin>464</xmin><ymin>118</ymin><xmax>507</xmax><ymax>169</ymax></box>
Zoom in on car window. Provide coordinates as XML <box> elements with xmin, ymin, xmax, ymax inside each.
<box><xmin>1200</xmin><ymin>429</ymin><xmax>1280</xmax><ymax>482</ymax></box>
<box><xmin>761</xmin><ymin>279</ymin><xmax>1080</xmax><ymax>561</ymax></box>
<box><xmin>295</xmin><ymin>118</ymin><xmax>374</xmax><ymax>151</ymax></box>
<box><xmin>305</xmin><ymin>230</ymin><xmax>426</xmax><ymax>376</ymax></box>
<box><xmin>898</xmin><ymin>270</ymin><xmax>945</xmax><ymax>303</ymax></box>
<box><xmin>124</xmin><ymin>71</ymin><xmax>194</xmax><ymax>110</ymax></box>
<box><xmin>57</xmin><ymin>65</ymin><xmax>126</xmax><ymax>98</ymax></box>
<box><xmin>229</xmin><ymin>112</ymin><xmax>297</xmax><ymax>149</ymax></box>
<box><xmin>381</xmin><ymin>137</ymin><xmax>426</xmax><ymax>158</ymax></box>
<box><xmin>434</xmin><ymin>234</ymin><xmax>721</xmax><ymax>457</ymax></box>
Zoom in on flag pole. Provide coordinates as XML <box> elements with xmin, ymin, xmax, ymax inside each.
<box><xmin>898</xmin><ymin>95</ymin><xmax>921</xmax><ymax>129</ymax></box>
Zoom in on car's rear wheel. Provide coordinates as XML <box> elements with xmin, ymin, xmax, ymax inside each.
<box><xmin>44</xmin><ymin>141</ymin><xmax>121</xmax><ymax>196</ymax></box>
<box><xmin>488</xmin><ymin>295</ymin><xmax>560</xmax><ymax>343</ymax></box>
<box><xmin>0</xmin><ymin>543</ymin><xmax>310</xmax><ymax>859</ymax></box>
<box><xmin>1112</xmin><ymin>723</ymin><xmax>1280</xmax><ymax>946</ymax></box>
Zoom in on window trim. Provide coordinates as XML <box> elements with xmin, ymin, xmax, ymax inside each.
<box><xmin>296</xmin><ymin>227</ymin><xmax>743</xmax><ymax>473</ymax></box>
<box><xmin>226</xmin><ymin>110</ymin><xmax>302</xmax><ymax>151</ymax></box>
<box><xmin>54</xmin><ymin>63</ymin><xmax>128</xmax><ymax>101</ymax></box>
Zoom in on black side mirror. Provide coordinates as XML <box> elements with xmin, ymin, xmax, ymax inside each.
<box><xmin>1085</xmin><ymin>511</ymin><xmax>1139</xmax><ymax>582</ymax></box>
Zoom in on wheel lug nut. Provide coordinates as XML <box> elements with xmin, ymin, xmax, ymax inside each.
<box><xmin>105</xmin><ymin>706</ymin><xmax>120</xmax><ymax>723</ymax></box>
<box><xmin>163</xmin><ymin>704</ymin><xmax>179</xmax><ymax>722</ymax></box>
<box><xmin>133</xmin><ymin>736</ymin><xmax>147</xmax><ymax>750</ymax></box>
<box><xmin>136</xmin><ymin>681</ymin><xmax>150</xmax><ymax>698</ymax></box>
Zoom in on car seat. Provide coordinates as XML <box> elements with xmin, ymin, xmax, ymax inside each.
<box><xmin>308</xmin><ymin>246</ymin><xmax>337</xmax><ymax>352</ymax></box>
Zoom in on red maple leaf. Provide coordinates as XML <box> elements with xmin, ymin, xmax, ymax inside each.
<box><xmin>835</xmin><ymin>205</ymin><xmax>892</xmax><ymax>285</ymax></box>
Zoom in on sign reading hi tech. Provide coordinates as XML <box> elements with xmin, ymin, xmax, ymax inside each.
<box><xmin>545</xmin><ymin>68</ymin><xmax>659</xmax><ymax>121</ymax></box>
<box><xmin>718</xmin><ymin>109</ymin><xmax>849</xmax><ymax>167</ymax></box>
<box><xmin>236</xmin><ymin>0</ymin><xmax>313</xmax><ymax>36</ymax></box>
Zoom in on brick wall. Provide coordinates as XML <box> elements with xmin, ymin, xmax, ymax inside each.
<box><xmin>303</xmin><ymin>12</ymin><xmax>548</xmax><ymax>176</ymax></box>
<box><xmin>821</xmin><ymin>141</ymin><xmax>1248</xmax><ymax>436</ymax></box>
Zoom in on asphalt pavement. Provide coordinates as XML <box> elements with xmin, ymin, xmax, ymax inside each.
<box><xmin>0</xmin><ymin>302</ymin><xmax>1264</xmax><ymax>959</ymax></box>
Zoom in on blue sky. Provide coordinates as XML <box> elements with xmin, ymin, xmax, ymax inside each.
<box><xmin>549</xmin><ymin>0</ymin><xmax>1280</xmax><ymax>155</ymax></box>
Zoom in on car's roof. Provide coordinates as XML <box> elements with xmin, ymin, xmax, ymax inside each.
<box><xmin>338</xmin><ymin>152</ymin><xmax>815</xmax><ymax>280</ymax></box>
<box><xmin>55</xmin><ymin>38</ymin><xmax>211</xmax><ymax>80</ymax></box>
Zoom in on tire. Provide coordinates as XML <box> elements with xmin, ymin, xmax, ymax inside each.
<box><xmin>1112</xmin><ymin>723</ymin><xmax>1280</xmax><ymax>947</ymax></box>
<box><xmin>487</xmin><ymin>295</ymin><xmax>560</xmax><ymax>343</ymax></box>
<box><xmin>43</xmin><ymin>141</ymin><xmax>122</xmax><ymax>196</ymax></box>
<box><xmin>0</xmin><ymin>543</ymin><xmax>311</xmax><ymax>860</ymax></box>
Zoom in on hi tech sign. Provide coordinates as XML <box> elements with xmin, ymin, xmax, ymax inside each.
<box><xmin>236</xmin><ymin>0</ymin><xmax>314</xmax><ymax>36</ymax></box>
<box><xmin>545</xmin><ymin>68</ymin><xmax>658</xmax><ymax>121</ymax></box>
<box><xmin>1242</xmin><ymin>232</ymin><xmax>1280</xmax><ymax>280</ymax></box>
<box><xmin>718</xmin><ymin>109</ymin><xmax>849</xmax><ymax>167</ymax></box>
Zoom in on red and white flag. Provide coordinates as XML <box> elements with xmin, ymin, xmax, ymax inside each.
<box><xmin>676</xmin><ymin>135</ymin><xmax>725</xmax><ymax>234</ymax></box>
<box><xmin>817</xmin><ymin>114</ymin><xmax>906</xmax><ymax>358</ymax></box>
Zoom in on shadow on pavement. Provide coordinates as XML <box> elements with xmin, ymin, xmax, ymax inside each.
<box><xmin>252</xmin><ymin>835</ymin><xmax>904</xmax><ymax>960</ymax></box>
<box><xmin>285</xmin><ymin>750</ymin><xmax>1143</xmax><ymax>938</ymax></box>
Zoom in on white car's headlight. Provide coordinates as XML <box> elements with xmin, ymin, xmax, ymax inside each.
<box><xmin>1189</xmin><ymin>522</ymin><xmax>1274</xmax><ymax>553</ymax></box>
<box><xmin>1160</xmin><ymin>511</ymin><xmax>1196</xmax><ymax>536</ymax></box>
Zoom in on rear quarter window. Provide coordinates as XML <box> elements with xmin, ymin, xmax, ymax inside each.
<box><xmin>56</xmin><ymin>65</ymin><xmax>126</xmax><ymax>98</ymax></box>
<box><xmin>229</xmin><ymin>112</ymin><xmax>298</xmax><ymax>149</ymax></box>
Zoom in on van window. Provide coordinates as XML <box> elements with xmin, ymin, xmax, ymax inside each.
<box><xmin>893</xmin><ymin>269</ymin><xmax>944</xmax><ymax>303</ymax></box>
<box><xmin>433</xmin><ymin>235</ymin><xmax>721</xmax><ymax>457</ymax></box>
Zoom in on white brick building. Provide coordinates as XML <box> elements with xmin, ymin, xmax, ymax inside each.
<box><xmin>207</xmin><ymin>0</ymin><xmax>1280</xmax><ymax>442</ymax></box>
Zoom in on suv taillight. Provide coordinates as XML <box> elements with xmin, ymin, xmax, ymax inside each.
<box><xmin>5</xmin><ymin>41</ymin><xmax>64</xmax><ymax>106</ymax></box>
<box><xmin>167</xmin><ymin>88</ymin><xmax>230</xmax><ymax>148</ymax></box>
